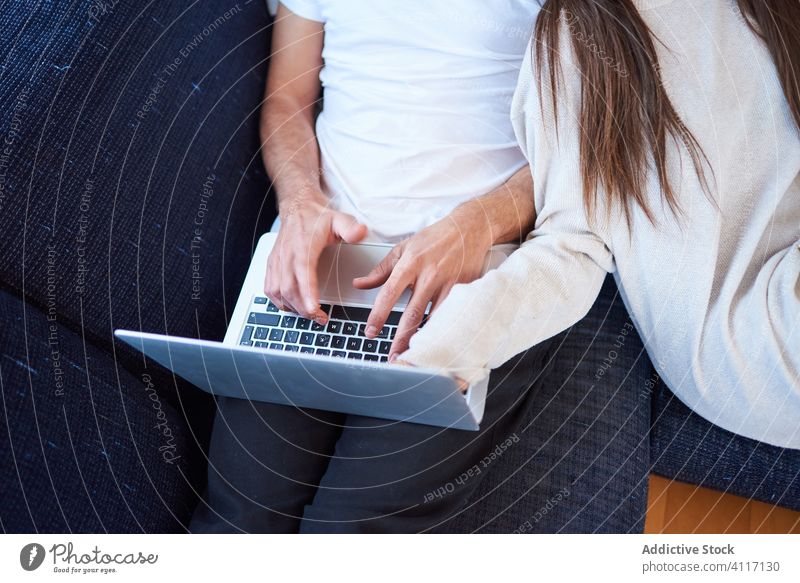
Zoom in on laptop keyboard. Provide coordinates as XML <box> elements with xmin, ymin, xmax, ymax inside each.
<box><xmin>240</xmin><ymin>297</ymin><xmax>403</xmax><ymax>362</ymax></box>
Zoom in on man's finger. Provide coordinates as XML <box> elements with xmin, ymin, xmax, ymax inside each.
<box><xmin>264</xmin><ymin>254</ymin><xmax>288</xmax><ymax>310</ymax></box>
<box><xmin>429</xmin><ymin>282</ymin><xmax>455</xmax><ymax>314</ymax></box>
<box><xmin>364</xmin><ymin>266</ymin><xmax>413</xmax><ymax>338</ymax></box>
<box><xmin>294</xmin><ymin>257</ymin><xmax>327</xmax><ymax>321</ymax></box>
<box><xmin>293</xmin><ymin>227</ymin><xmax>331</xmax><ymax>319</ymax></box>
<box><xmin>353</xmin><ymin>245</ymin><xmax>401</xmax><ymax>290</ymax></box>
<box><xmin>389</xmin><ymin>287</ymin><xmax>432</xmax><ymax>357</ymax></box>
<box><xmin>268</xmin><ymin>289</ymin><xmax>288</xmax><ymax>311</ymax></box>
<box><xmin>276</xmin><ymin>247</ymin><xmax>306</xmax><ymax>315</ymax></box>
<box><xmin>454</xmin><ymin>376</ymin><xmax>470</xmax><ymax>394</ymax></box>
<box><xmin>331</xmin><ymin>211</ymin><xmax>368</xmax><ymax>244</ymax></box>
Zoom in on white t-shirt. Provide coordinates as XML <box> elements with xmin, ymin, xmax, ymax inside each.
<box><xmin>279</xmin><ymin>0</ymin><xmax>540</xmax><ymax>242</ymax></box>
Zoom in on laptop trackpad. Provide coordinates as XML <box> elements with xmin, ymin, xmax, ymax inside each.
<box><xmin>317</xmin><ymin>243</ymin><xmax>412</xmax><ymax>308</ymax></box>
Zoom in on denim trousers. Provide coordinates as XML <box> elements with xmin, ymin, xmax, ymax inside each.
<box><xmin>190</xmin><ymin>276</ymin><xmax>652</xmax><ymax>533</ymax></box>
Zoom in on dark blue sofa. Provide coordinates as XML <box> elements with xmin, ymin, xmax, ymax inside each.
<box><xmin>1</xmin><ymin>0</ymin><xmax>797</xmax><ymax>533</ymax></box>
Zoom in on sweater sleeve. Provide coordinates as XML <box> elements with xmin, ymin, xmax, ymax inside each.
<box><xmin>401</xmin><ymin>32</ymin><xmax>615</xmax><ymax>384</ymax></box>
<box><xmin>401</xmin><ymin>209</ymin><xmax>613</xmax><ymax>385</ymax></box>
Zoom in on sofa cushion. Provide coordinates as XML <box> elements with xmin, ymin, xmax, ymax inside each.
<box><xmin>650</xmin><ymin>382</ymin><xmax>800</xmax><ymax>512</ymax></box>
<box><xmin>0</xmin><ymin>288</ymin><xmax>196</xmax><ymax>532</ymax></box>
<box><xmin>0</xmin><ymin>0</ymin><xmax>276</xmax><ymax>381</ymax></box>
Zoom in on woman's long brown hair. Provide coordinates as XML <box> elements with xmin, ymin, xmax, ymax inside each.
<box><xmin>534</xmin><ymin>0</ymin><xmax>800</xmax><ymax>227</ymax></box>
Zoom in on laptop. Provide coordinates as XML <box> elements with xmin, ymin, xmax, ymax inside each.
<box><xmin>115</xmin><ymin>233</ymin><xmax>510</xmax><ymax>430</ymax></box>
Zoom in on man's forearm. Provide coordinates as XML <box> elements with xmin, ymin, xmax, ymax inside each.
<box><xmin>260</xmin><ymin>95</ymin><xmax>327</xmax><ymax>214</ymax></box>
<box><xmin>451</xmin><ymin>166</ymin><xmax>535</xmax><ymax>246</ymax></box>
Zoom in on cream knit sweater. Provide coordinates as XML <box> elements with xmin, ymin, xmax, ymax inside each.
<box><xmin>403</xmin><ymin>0</ymin><xmax>800</xmax><ymax>448</ymax></box>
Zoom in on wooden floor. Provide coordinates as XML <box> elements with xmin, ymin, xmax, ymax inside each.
<box><xmin>645</xmin><ymin>475</ymin><xmax>800</xmax><ymax>534</ymax></box>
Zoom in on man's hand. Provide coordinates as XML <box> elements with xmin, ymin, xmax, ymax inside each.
<box><xmin>354</xmin><ymin>210</ymin><xmax>492</xmax><ymax>358</ymax></box>
<box><xmin>265</xmin><ymin>199</ymin><xmax>367</xmax><ymax>322</ymax></box>
<box><xmin>354</xmin><ymin>166</ymin><xmax>535</xmax><ymax>358</ymax></box>
<box><xmin>262</xmin><ymin>6</ymin><xmax>361</xmax><ymax>322</ymax></box>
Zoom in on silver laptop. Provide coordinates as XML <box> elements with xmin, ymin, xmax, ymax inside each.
<box><xmin>115</xmin><ymin>233</ymin><xmax>510</xmax><ymax>430</ymax></box>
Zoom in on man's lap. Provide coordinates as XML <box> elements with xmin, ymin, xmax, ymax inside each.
<box><xmin>191</xmin><ymin>345</ymin><xmax>543</xmax><ymax>533</ymax></box>
<box><xmin>190</xmin><ymin>398</ymin><xmax>343</xmax><ymax>533</ymax></box>
<box><xmin>300</xmin><ymin>349</ymin><xmax>538</xmax><ymax>533</ymax></box>
<box><xmin>191</xmin><ymin>276</ymin><xmax>652</xmax><ymax>533</ymax></box>
<box><xmin>436</xmin><ymin>275</ymin><xmax>652</xmax><ymax>533</ymax></box>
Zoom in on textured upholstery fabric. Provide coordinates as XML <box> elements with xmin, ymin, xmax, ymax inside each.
<box><xmin>0</xmin><ymin>0</ymin><xmax>274</xmax><ymax>374</ymax></box>
<box><xmin>0</xmin><ymin>288</ymin><xmax>191</xmax><ymax>532</ymax></box>
<box><xmin>0</xmin><ymin>0</ymin><xmax>274</xmax><ymax>532</ymax></box>
<box><xmin>1</xmin><ymin>0</ymin><xmax>796</xmax><ymax>534</ymax></box>
<box><xmin>651</xmin><ymin>383</ymin><xmax>800</xmax><ymax>512</ymax></box>
<box><xmin>438</xmin><ymin>277</ymin><xmax>653</xmax><ymax>533</ymax></box>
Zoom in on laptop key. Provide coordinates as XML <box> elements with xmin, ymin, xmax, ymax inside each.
<box><xmin>299</xmin><ymin>332</ymin><xmax>315</xmax><ymax>345</ymax></box>
<box><xmin>281</xmin><ymin>315</ymin><xmax>297</xmax><ymax>328</ymax></box>
<box><xmin>269</xmin><ymin>329</ymin><xmax>284</xmax><ymax>342</ymax></box>
<box><xmin>347</xmin><ymin>352</ymin><xmax>363</xmax><ymax>360</ymax></box>
<box><xmin>362</xmin><ymin>339</ymin><xmax>378</xmax><ymax>353</ymax></box>
<box><xmin>390</xmin><ymin>327</ymin><xmax>397</xmax><ymax>339</ymax></box>
<box><xmin>332</xmin><ymin>350</ymin><xmax>346</xmax><ymax>358</ymax></box>
<box><xmin>284</xmin><ymin>330</ymin><xmax>299</xmax><ymax>344</ymax></box>
<box><xmin>346</xmin><ymin>337</ymin><xmax>362</xmax><ymax>351</ymax></box>
<box><xmin>295</xmin><ymin>318</ymin><xmax>311</xmax><ymax>330</ymax></box>
<box><xmin>254</xmin><ymin>327</ymin><xmax>269</xmax><ymax>340</ymax></box>
<box><xmin>342</xmin><ymin>322</ymin><xmax>358</xmax><ymax>336</ymax></box>
<box><xmin>241</xmin><ymin>325</ymin><xmax>254</xmax><ymax>342</ymax></box>
<box><xmin>377</xmin><ymin>326</ymin><xmax>390</xmax><ymax>339</ymax></box>
<box><xmin>326</xmin><ymin>320</ymin><xmax>342</xmax><ymax>334</ymax></box>
<box><xmin>300</xmin><ymin>346</ymin><xmax>315</xmax><ymax>354</ymax></box>
<box><xmin>240</xmin><ymin>340</ymin><xmax>253</xmax><ymax>346</ymax></box>
<box><xmin>254</xmin><ymin>296</ymin><xmax>268</xmax><ymax>304</ymax></box>
<box><xmin>364</xmin><ymin>354</ymin><xmax>379</xmax><ymax>362</ymax></box>
<box><xmin>379</xmin><ymin>341</ymin><xmax>391</xmax><ymax>355</ymax></box>
<box><xmin>330</xmin><ymin>305</ymin><xmax>370</xmax><ymax>322</ymax></box>
<box><xmin>311</xmin><ymin>320</ymin><xmax>326</xmax><ymax>332</ymax></box>
<box><xmin>255</xmin><ymin>341</ymin><xmax>268</xmax><ymax>348</ymax></box>
<box><xmin>387</xmin><ymin>312</ymin><xmax>403</xmax><ymax>326</ymax></box>
<box><xmin>314</xmin><ymin>334</ymin><xmax>331</xmax><ymax>347</ymax></box>
<box><xmin>266</xmin><ymin>302</ymin><xmax>279</xmax><ymax>313</ymax></box>
<box><xmin>249</xmin><ymin>312</ymin><xmax>280</xmax><ymax>326</ymax></box>
<box><xmin>284</xmin><ymin>345</ymin><xmax>299</xmax><ymax>352</ymax></box>
<box><xmin>358</xmin><ymin>324</ymin><xmax>367</xmax><ymax>337</ymax></box>
<box><xmin>331</xmin><ymin>335</ymin><xmax>346</xmax><ymax>349</ymax></box>
<box><xmin>315</xmin><ymin>348</ymin><xmax>331</xmax><ymax>356</ymax></box>
<box><xmin>270</xmin><ymin>342</ymin><xmax>283</xmax><ymax>350</ymax></box>
<box><xmin>379</xmin><ymin>356</ymin><xmax>389</xmax><ymax>363</ymax></box>
<box><xmin>329</xmin><ymin>307</ymin><xmax>403</xmax><ymax>326</ymax></box>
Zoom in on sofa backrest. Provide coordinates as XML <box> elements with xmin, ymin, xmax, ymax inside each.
<box><xmin>0</xmin><ymin>1</ymin><xmax>277</xmax><ymax>365</ymax></box>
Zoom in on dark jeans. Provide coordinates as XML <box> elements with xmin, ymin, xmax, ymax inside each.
<box><xmin>437</xmin><ymin>274</ymin><xmax>652</xmax><ymax>533</ymax></box>
<box><xmin>191</xmin><ymin>276</ymin><xmax>653</xmax><ymax>533</ymax></box>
